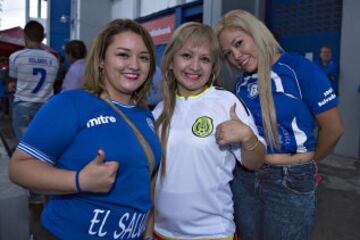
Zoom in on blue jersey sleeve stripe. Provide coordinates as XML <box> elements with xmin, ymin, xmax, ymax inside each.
<box><xmin>17</xmin><ymin>142</ymin><xmax>55</xmax><ymax>165</ymax></box>
<box><xmin>17</xmin><ymin>143</ymin><xmax>54</xmax><ymax>165</ymax></box>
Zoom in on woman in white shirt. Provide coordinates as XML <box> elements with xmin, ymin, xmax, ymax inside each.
<box><xmin>147</xmin><ymin>22</ymin><xmax>266</xmax><ymax>240</ymax></box>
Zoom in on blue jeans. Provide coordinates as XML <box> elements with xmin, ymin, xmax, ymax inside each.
<box><xmin>12</xmin><ymin>101</ymin><xmax>43</xmax><ymax>141</ymax></box>
<box><xmin>231</xmin><ymin>161</ymin><xmax>317</xmax><ymax>240</ymax></box>
<box><xmin>12</xmin><ymin>101</ymin><xmax>44</xmax><ymax>204</ymax></box>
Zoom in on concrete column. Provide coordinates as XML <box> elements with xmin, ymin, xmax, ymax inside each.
<box><xmin>335</xmin><ymin>0</ymin><xmax>360</xmax><ymax>158</ymax></box>
<box><xmin>203</xmin><ymin>0</ymin><xmax>223</xmax><ymax>26</ymax></box>
<box><xmin>203</xmin><ymin>0</ymin><xmax>265</xmax><ymax>26</ymax></box>
<box><xmin>25</xmin><ymin>0</ymin><xmax>30</xmax><ymax>22</ymax></box>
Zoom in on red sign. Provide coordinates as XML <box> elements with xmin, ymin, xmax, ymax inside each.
<box><xmin>142</xmin><ymin>14</ymin><xmax>176</xmax><ymax>45</ymax></box>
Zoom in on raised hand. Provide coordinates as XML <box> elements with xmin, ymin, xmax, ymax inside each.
<box><xmin>215</xmin><ymin>103</ymin><xmax>253</xmax><ymax>146</ymax></box>
<box><xmin>78</xmin><ymin>150</ymin><xmax>119</xmax><ymax>193</ymax></box>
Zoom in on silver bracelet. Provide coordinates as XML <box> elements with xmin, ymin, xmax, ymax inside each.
<box><xmin>244</xmin><ymin>137</ymin><xmax>260</xmax><ymax>151</ymax></box>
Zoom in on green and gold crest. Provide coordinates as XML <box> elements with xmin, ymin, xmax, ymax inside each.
<box><xmin>192</xmin><ymin>116</ymin><xmax>213</xmax><ymax>138</ymax></box>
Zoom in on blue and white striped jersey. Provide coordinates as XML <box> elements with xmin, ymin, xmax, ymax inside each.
<box><xmin>9</xmin><ymin>48</ymin><xmax>59</xmax><ymax>103</ymax></box>
<box><xmin>236</xmin><ymin>53</ymin><xmax>338</xmax><ymax>154</ymax></box>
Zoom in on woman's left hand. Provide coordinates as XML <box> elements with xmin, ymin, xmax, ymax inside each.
<box><xmin>216</xmin><ymin>104</ymin><xmax>253</xmax><ymax>146</ymax></box>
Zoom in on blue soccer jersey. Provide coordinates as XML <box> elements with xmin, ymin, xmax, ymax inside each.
<box><xmin>236</xmin><ymin>53</ymin><xmax>338</xmax><ymax>154</ymax></box>
<box><xmin>17</xmin><ymin>89</ymin><xmax>161</xmax><ymax>240</ymax></box>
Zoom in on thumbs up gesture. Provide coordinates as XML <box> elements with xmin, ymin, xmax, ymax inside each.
<box><xmin>216</xmin><ymin>104</ymin><xmax>253</xmax><ymax>146</ymax></box>
<box><xmin>78</xmin><ymin>150</ymin><xmax>119</xmax><ymax>193</ymax></box>
<box><xmin>229</xmin><ymin>103</ymin><xmax>240</xmax><ymax>121</ymax></box>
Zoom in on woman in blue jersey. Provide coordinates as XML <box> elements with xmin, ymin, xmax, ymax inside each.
<box><xmin>146</xmin><ymin>22</ymin><xmax>265</xmax><ymax>240</ymax></box>
<box><xmin>215</xmin><ymin>10</ymin><xmax>344</xmax><ymax>240</ymax></box>
<box><xmin>9</xmin><ymin>19</ymin><xmax>161</xmax><ymax>240</ymax></box>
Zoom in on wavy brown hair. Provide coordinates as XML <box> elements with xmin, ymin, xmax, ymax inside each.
<box><xmin>83</xmin><ymin>19</ymin><xmax>156</xmax><ymax>108</ymax></box>
<box><xmin>156</xmin><ymin>22</ymin><xmax>221</xmax><ymax>176</ymax></box>
<box><xmin>215</xmin><ymin>9</ymin><xmax>282</xmax><ymax>149</ymax></box>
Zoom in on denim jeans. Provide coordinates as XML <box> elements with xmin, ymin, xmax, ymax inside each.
<box><xmin>12</xmin><ymin>101</ymin><xmax>44</xmax><ymax>203</ymax></box>
<box><xmin>12</xmin><ymin>101</ymin><xmax>43</xmax><ymax>141</ymax></box>
<box><xmin>231</xmin><ymin>161</ymin><xmax>317</xmax><ymax>240</ymax></box>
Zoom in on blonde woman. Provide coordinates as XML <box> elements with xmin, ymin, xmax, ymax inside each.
<box><xmin>150</xmin><ymin>22</ymin><xmax>265</xmax><ymax>240</ymax></box>
<box><xmin>215</xmin><ymin>9</ymin><xmax>344</xmax><ymax>240</ymax></box>
<box><xmin>9</xmin><ymin>19</ymin><xmax>161</xmax><ymax>240</ymax></box>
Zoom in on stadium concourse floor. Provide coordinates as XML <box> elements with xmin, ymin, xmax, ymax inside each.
<box><xmin>1</xmin><ymin>116</ymin><xmax>359</xmax><ymax>240</ymax></box>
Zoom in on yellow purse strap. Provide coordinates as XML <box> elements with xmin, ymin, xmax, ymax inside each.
<box><xmin>102</xmin><ymin>97</ymin><xmax>157</xmax><ymax>178</ymax></box>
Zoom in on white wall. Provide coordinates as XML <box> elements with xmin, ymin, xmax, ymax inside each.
<box><xmin>112</xmin><ymin>0</ymin><xmax>139</xmax><ymax>19</ymax></box>
<box><xmin>139</xmin><ymin>0</ymin><xmax>196</xmax><ymax>17</ymax></box>
<box><xmin>72</xmin><ymin>0</ymin><xmax>199</xmax><ymax>46</ymax></box>
<box><xmin>70</xmin><ymin>0</ymin><xmax>190</xmax><ymax>49</ymax></box>
<box><xmin>71</xmin><ymin>0</ymin><xmax>112</xmax><ymax>47</ymax></box>
<box><xmin>140</xmin><ymin>0</ymin><xmax>176</xmax><ymax>16</ymax></box>
<box><xmin>335</xmin><ymin>0</ymin><xmax>360</xmax><ymax>158</ymax></box>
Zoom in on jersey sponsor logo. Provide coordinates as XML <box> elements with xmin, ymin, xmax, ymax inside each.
<box><xmin>192</xmin><ymin>116</ymin><xmax>213</xmax><ymax>138</ymax></box>
<box><xmin>88</xmin><ymin>208</ymin><xmax>147</xmax><ymax>239</ymax></box>
<box><xmin>318</xmin><ymin>87</ymin><xmax>336</xmax><ymax>107</ymax></box>
<box><xmin>247</xmin><ymin>82</ymin><xmax>259</xmax><ymax>98</ymax></box>
<box><xmin>87</xmin><ymin>115</ymin><xmax>117</xmax><ymax>128</ymax></box>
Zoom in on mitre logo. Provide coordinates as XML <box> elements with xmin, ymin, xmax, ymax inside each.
<box><xmin>86</xmin><ymin>115</ymin><xmax>117</xmax><ymax>128</ymax></box>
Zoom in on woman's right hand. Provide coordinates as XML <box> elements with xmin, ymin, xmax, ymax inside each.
<box><xmin>78</xmin><ymin>150</ymin><xmax>119</xmax><ymax>193</ymax></box>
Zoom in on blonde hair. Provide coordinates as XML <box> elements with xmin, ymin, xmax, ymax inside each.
<box><xmin>156</xmin><ymin>22</ymin><xmax>221</xmax><ymax>176</ymax></box>
<box><xmin>83</xmin><ymin>19</ymin><xmax>156</xmax><ymax>108</ymax></box>
<box><xmin>215</xmin><ymin>9</ymin><xmax>282</xmax><ymax>149</ymax></box>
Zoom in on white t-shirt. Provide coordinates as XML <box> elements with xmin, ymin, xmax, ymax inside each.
<box><xmin>153</xmin><ymin>86</ymin><xmax>265</xmax><ymax>239</ymax></box>
<box><xmin>9</xmin><ymin>48</ymin><xmax>59</xmax><ymax>103</ymax></box>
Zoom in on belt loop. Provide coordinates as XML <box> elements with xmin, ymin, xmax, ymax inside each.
<box><xmin>314</xmin><ymin>161</ymin><xmax>318</xmax><ymax>173</ymax></box>
<box><xmin>283</xmin><ymin>165</ymin><xmax>288</xmax><ymax>175</ymax></box>
<box><xmin>282</xmin><ymin>165</ymin><xmax>288</xmax><ymax>183</ymax></box>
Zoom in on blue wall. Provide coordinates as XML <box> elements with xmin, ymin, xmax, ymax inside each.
<box><xmin>279</xmin><ymin>32</ymin><xmax>340</xmax><ymax>63</ymax></box>
<box><xmin>266</xmin><ymin>0</ymin><xmax>342</xmax><ymax>63</ymax></box>
<box><xmin>49</xmin><ymin>0</ymin><xmax>71</xmax><ymax>56</ymax></box>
